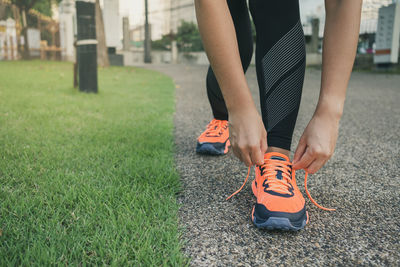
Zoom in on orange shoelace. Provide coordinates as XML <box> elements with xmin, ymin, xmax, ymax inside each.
<box><xmin>226</xmin><ymin>160</ymin><xmax>335</xmax><ymax>211</ymax></box>
<box><xmin>204</xmin><ymin>119</ymin><xmax>228</xmax><ymax>137</ymax></box>
<box><xmin>261</xmin><ymin>159</ymin><xmax>293</xmax><ymax>195</ymax></box>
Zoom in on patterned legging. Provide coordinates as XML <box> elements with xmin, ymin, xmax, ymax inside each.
<box><xmin>206</xmin><ymin>0</ymin><xmax>306</xmax><ymax>151</ymax></box>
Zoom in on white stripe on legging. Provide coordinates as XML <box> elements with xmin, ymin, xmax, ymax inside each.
<box><xmin>266</xmin><ymin>60</ymin><xmax>305</xmax><ymax>131</ymax></box>
<box><xmin>261</xmin><ymin>20</ymin><xmax>305</xmax><ymax>95</ymax></box>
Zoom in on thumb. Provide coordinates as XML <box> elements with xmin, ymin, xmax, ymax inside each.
<box><xmin>260</xmin><ymin>134</ymin><xmax>268</xmax><ymax>155</ymax></box>
<box><xmin>251</xmin><ymin>146</ymin><xmax>264</xmax><ymax>166</ymax></box>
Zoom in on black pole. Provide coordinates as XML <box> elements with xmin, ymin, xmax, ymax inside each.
<box><xmin>144</xmin><ymin>0</ymin><xmax>152</xmax><ymax>63</ymax></box>
<box><xmin>76</xmin><ymin>0</ymin><xmax>98</xmax><ymax>93</ymax></box>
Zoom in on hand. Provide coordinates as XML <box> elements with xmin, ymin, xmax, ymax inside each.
<box><xmin>292</xmin><ymin>113</ymin><xmax>340</xmax><ymax>173</ymax></box>
<box><xmin>229</xmin><ymin>107</ymin><xmax>268</xmax><ymax>167</ymax></box>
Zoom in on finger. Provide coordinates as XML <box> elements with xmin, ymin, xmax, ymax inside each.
<box><xmin>233</xmin><ymin>144</ymin><xmax>251</xmax><ymax>166</ymax></box>
<box><xmin>232</xmin><ymin>145</ymin><xmax>242</xmax><ymax>162</ymax></box>
<box><xmin>241</xmin><ymin>150</ymin><xmax>252</xmax><ymax>167</ymax></box>
<box><xmin>292</xmin><ymin>146</ymin><xmax>314</xmax><ymax>170</ymax></box>
<box><xmin>250</xmin><ymin>145</ymin><xmax>264</xmax><ymax>166</ymax></box>
<box><xmin>292</xmin><ymin>136</ymin><xmax>307</xmax><ymax>165</ymax></box>
<box><xmin>305</xmin><ymin>158</ymin><xmax>327</xmax><ymax>174</ymax></box>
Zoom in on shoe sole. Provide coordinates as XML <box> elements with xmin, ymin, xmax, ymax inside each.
<box><xmin>251</xmin><ymin>181</ymin><xmax>308</xmax><ymax>231</ymax></box>
<box><xmin>196</xmin><ymin>140</ymin><xmax>230</xmax><ymax>155</ymax></box>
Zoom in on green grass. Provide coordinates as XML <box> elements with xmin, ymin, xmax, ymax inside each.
<box><xmin>0</xmin><ymin>61</ymin><xmax>187</xmax><ymax>265</ymax></box>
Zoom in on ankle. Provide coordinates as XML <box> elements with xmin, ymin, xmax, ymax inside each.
<box><xmin>266</xmin><ymin>147</ymin><xmax>290</xmax><ymax>158</ymax></box>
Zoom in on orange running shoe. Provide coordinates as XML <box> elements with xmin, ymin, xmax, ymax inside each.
<box><xmin>196</xmin><ymin>119</ymin><xmax>230</xmax><ymax>155</ymax></box>
<box><xmin>226</xmin><ymin>152</ymin><xmax>335</xmax><ymax>230</ymax></box>
<box><xmin>251</xmin><ymin>152</ymin><xmax>308</xmax><ymax>230</ymax></box>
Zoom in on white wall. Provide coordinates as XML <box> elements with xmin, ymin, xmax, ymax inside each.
<box><xmin>59</xmin><ymin>0</ymin><xmax>76</xmax><ymax>61</ymax></box>
<box><xmin>103</xmin><ymin>0</ymin><xmax>122</xmax><ymax>49</ymax></box>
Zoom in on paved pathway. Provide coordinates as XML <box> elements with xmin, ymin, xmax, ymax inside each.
<box><xmin>145</xmin><ymin>64</ymin><xmax>400</xmax><ymax>266</ymax></box>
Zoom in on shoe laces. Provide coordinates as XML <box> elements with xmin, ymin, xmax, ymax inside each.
<box><xmin>226</xmin><ymin>160</ymin><xmax>335</xmax><ymax>211</ymax></box>
<box><xmin>260</xmin><ymin>159</ymin><xmax>293</xmax><ymax>195</ymax></box>
<box><xmin>204</xmin><ymin>119</ymin><xmax>228</xmax><ymax>137</ymax></box>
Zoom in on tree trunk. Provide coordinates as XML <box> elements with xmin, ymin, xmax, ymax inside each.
<box><xmin>21</xmin><ymin>9</ymin><xmax>30</xmax><ymax>60</ymax></box>
<box><xmin>0</xmin><ymin>3</ymin><xmax>6</xmax><ymax>20</ymax></box>
<box><xmin>12</xmin><ymin>6</ymin><xmax>22</xmax><ymax>59</ymax></box>
<box><xmin>95</xmin><ymin>0</ymin><xmax>109</xmax><ymax>67</ymax></box>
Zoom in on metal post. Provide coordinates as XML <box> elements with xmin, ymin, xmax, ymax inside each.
<box><xmin>76</xmin><ymin>0</ymin><xmax>98</xmax><ymax>93</ymax></box>
<box><xmin>144</xmin><ymin>0</ymin><xmax>152</xmax><ymax>63</ymax></box>
<box><xmin>171</xmin><ymin>40</ymin><xmax>178</xmax><ymax>63</ymax></box>
<box><xmin>122</xmin><ymin>17</ymin><xmax>130</xmax><ymax>51</ymax></box>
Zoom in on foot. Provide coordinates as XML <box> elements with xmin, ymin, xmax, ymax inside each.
<box><xmin>251</xmin><ymin>152</ymin><xmax>308</xmax><ymax>230</ymax></box>
<box><xmin>196</xmin><ymin>119</ymin><xmax>230</xmax><ymax>155</ymax></box>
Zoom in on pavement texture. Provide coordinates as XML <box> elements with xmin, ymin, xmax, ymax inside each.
<box><xmin>144</xmin><ymin>64</ymin><xmax>400</xmax><ymax>266</ymax></box>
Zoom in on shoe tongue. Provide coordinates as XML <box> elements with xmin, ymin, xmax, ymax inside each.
<box><xmin>269</xmin><ymin>156</ymin><xmax>285</xmax><ymax>180</ymax></box>
<box><xmin>270</xmin><ymin>156</ymin><xmax>285</xmax><ymax>161</ymax></box>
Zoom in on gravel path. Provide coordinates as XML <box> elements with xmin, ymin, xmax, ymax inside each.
<box><xmin>145</xmin><ymin>64</ymin><xmax>400</xmax><ymax>266</ymax></box>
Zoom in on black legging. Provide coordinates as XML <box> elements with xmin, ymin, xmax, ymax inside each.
<box><xmin>206</xmin><ymin>0</ymin><xmax>306</xmax><ymax>151</ymax></box>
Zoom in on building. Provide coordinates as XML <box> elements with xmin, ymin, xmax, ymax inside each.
<box><xmin>134</xmin><ymin>0</ymin><xmax>394</xmax><ymax>41</ymax></box>
<box><xmin>374</xmin><ymin>2</ymin><xmax>400</xmax><ymax>63</ymax></box>
<box><xmin>131</xmin><ymin>0</ymin><xmax>196</xmax><ymax>42</ymax></box>
<box><xmin>361</xmin><ymin>0</ymin><xmax>394</xmax><ymax>33</ymax></box>
<box><xmin>130</xmin><ymin>25</ymin><xmax>144</xmax><ymax>46</ymax></box>
<box><xmin>301</xmin><ymin>0</ymin><xmax>394</xmax><ymax>37</ymax></box>
<box><xmin>169</xmin><ymin>0</ymin><xmax>196</xmax><ymax>34</ymax></box>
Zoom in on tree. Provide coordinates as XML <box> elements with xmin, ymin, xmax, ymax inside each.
<box><xmin>152</xmin><ymin>32</ymin><xmax>175</xmax><ymax>51</ymax></box>
<box><xmin>0</xmin><ymin>3</ymin><xmax>6</xmax><ymax>19</ymax></box>
<box><xmin>176</xmin><ymin>21</ymin><xmax>203</xmax><ymax>52</ymax></box>
<box><xmin>95</xmin><ymin>0</ymin><xmax>109</xmax><ymax>67</ymax></box>
<box><xmin>30</xmin><ymin>0</ymin><xmax>51</xmax><ymax>16</ymax></box>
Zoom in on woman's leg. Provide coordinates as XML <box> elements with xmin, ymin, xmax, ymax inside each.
<box><xmin>249</xmin><ymin>0</ymin><xmax>306</xmax><ymax>152</ymax></box>
<box><xmin>206</xmin><ymin>0</ymin><xmax>254</xmax><ymax>121</ymax></box>
<box><xmin>247</xmin><ymin>0</ymin><xmax>308</xmax><ymax>231</ymax></box>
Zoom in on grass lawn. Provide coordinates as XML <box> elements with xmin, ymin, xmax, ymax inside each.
<box><xmin>0</xmin><ymin>61</ymin><xmax>187</xmax><ymax>265</ymax></box>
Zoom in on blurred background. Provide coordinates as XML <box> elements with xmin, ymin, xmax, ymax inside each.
<box><xmin>0</xmin><ymin>2</ymin><xmax>399</xmax><ymax>265</ymax></box>
<box><xmin>0</xmin><ymin>0</ymin><xmax>399</xmax><ymax>71</ymax></box>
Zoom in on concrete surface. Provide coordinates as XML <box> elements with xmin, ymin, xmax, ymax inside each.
<box><xmin>144</xmin><ymin>64</ymin><xmax>400</xmax><ymax>266</ymax></box>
